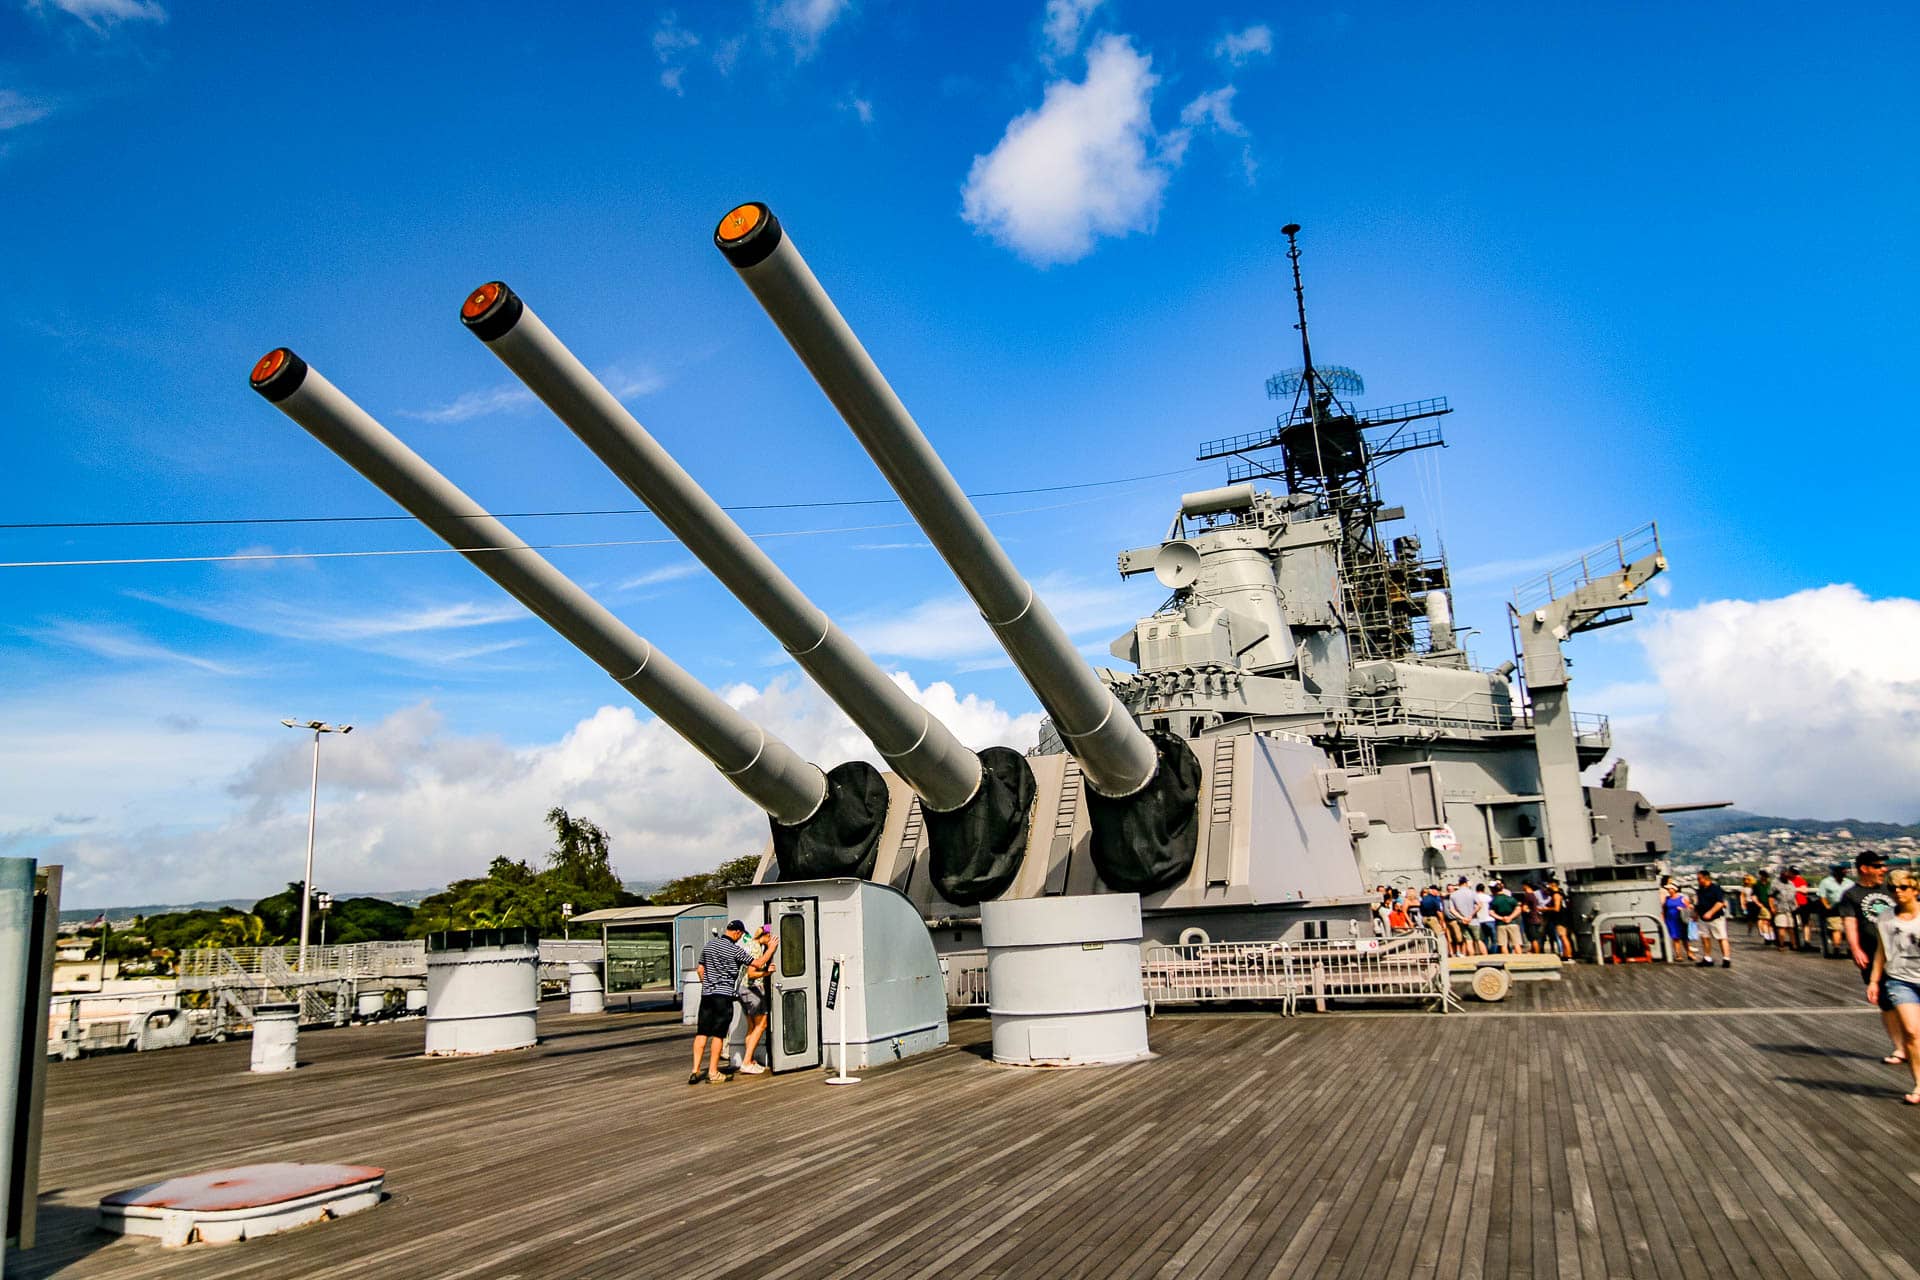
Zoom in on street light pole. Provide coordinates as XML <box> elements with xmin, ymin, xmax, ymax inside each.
<box><xmin>281</xmin><ymin>719</ymin><xmax>352</xmax><ymax>971</ymax></box>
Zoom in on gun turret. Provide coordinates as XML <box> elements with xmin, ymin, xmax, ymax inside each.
<box><xmin>249</xmin><ymin>349</ymin><xmax>891</xmax><ymax>871</ymax></box>
<box><xmin>459</xmin><ymin>284</ymin><xmax>1032</xmax><ymax>898</ymax></box>
<box><xmin>715</xmin><ymin>203</ymin><xmax>1202</xmax><ymax>895</ymax></box>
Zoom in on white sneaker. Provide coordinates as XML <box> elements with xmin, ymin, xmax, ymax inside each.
<box><xmin>738</xmin><ymin>1063</ymin><xmax>768</xmax><ymax>1075</ymax></box>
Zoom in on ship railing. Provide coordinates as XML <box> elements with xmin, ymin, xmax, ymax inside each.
<box><xmin>177</xmin><ymin>940</ymin><xmax>427</xmax><ymax>987</ymax></box>
<box><xmin>1143</xmin><ymin>933</ymin><xmax>1456</xmax><ymax>1015</ymax></box>
<box><xmin>1512</xmin><ymin>522</ymin><xmax>1661</xmax><ymax>613</ymax></box>
<box><xmin>1343</xmin><ymin>693</ymin><xmax>1521</xmax><ymax>732</ymax></box>
<box><xmin>942</xmin><ymin>934</ymin><xmax>1455</xmax><ymax>1014</ymax></box>
<box><xmin>941</xmin><ymin>950</ymin><xmax>991</xmax><ymax>1009</ymax></box>
<box><xmin>1335</xmin><ymin>695</ymin><xmax>1610</xmax><ymax>742</ymax></box>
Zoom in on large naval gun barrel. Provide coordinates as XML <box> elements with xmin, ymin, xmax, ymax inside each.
<box><xmin>458</xmin><ymin>283</ymin><xmax>1032</xmax><ymax>895</ymax></box>
<box><xmin>248</xmin><ymin>350</ymin><xmax>899</xmax><ymax>863</ymax></box>
<box><xmin>458</xmin><ymin>285</ymin><xmax>978</xmax><ymax>810</ymax></box>
<box><xmin>715</xmin><ymin>203</ymin><xmax>1202</xmax><ymax>895</ymax></box>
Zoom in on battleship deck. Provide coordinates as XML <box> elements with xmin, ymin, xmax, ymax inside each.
<box><xmin>16</xmin><ymin>940</ymin><xmax>1918</xmax><ymax>1280</ymax></box>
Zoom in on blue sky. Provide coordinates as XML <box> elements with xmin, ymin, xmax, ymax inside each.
<box><xmin>3</xmin><ymin>1</ymin><xmax>1916</xmax><ymax>907</ymax></box>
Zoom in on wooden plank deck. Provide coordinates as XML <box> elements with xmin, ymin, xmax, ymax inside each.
<box><xmin>13</xmin><ymin>936</ymin><xmax>1917</xmax><ymax>1280</ymax></box>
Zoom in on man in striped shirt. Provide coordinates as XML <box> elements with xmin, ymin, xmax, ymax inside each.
<box><xmin>691</xmin><ymin>921</ymin><xmax>753</xmax><ymax>1085</ymax></box>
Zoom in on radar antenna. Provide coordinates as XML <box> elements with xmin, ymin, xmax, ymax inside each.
<box><xmin>1192</xmin><ymin>223</ymin><xmax>1459</xmax><ymax>660</ymax></box>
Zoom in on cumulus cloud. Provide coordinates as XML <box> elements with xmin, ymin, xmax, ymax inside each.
<box><xmin>961</xmin><ymin>34</ymin><xmax>1174</xmax><ymax>266</ymax></box>
<box><xmin>767</xmin><ymin>0</ymin><xmax>851</xmax><ymax>59</ymax></box>
<box><xmin>22</xmin><ymin>671</ymin><xmax>1042</xmax><ymax>907</ymax></box>
<box><xmin>1601</xmin><ymin>585</ymin><xmax>1920</xmax><ymax>822</ymax></box>
<box><xmin>1212</xmin><ymin>24</ymin><xmax>1273</xmax><ymax>67</ymax></box>
<box><xmin>0</xmin><ymin>90</ymin><xmax>52</xmax><ymax>131</ymax></box>
<box><xmin>1041</xmin><ymin>0</ymin><xmax>1103</xmax><ymax>60</ymax></box>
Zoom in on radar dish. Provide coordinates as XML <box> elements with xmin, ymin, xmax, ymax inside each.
<box><xmin>1267</xmin><ymin>365</ymin><xmax>1365</xmax><ymax>399</ymax></box>
<box><xmin>1153</xmin><ymin>541</ymin><xmax>1202</xmax><ymax>590</ymax></box>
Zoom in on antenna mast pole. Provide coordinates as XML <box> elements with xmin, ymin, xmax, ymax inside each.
<box><xmin>1281</xmin><ymin>224</ymin><xmax>1318</xmax><ymax>423</ymax></box>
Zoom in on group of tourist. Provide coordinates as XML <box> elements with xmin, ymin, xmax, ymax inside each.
<box><xmin>1584</xmin><ymin>849</ymin><xmax>1919</xmax><ymax>1106</ymax></box>
<box><xmin>1374</xmin><ymin>878</ymin><xmax>1577</xmax><ymax>959</ymax></box>
<box><xmin>1655</xmin><ymin>870</ymin><xmax>1735</xmax><ymax>966</ymax></box>
<box><xmin>688</xmin><ymin>919</ymin><xmax>778</xmax><ymax>1085</ymax></box>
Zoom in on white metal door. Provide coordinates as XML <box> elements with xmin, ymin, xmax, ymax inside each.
<box><xmin>768</xmin><ymin>897</ymin><xmax>821</xmax><ymax>1072</ymax></box>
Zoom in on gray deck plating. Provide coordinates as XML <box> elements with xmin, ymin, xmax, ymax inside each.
<box><xmin>16</xmin><ymin>942</ymin><xmax>1915</xmax><ymax>1279</ymax></box>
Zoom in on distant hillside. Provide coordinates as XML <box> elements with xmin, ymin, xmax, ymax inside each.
<box><xmin>60</xmin><ymin>886</ymin><xmax>446</xmax><ymax>925</ymax></box>
<box><xmin>1667</xmin><ymin>809</ymin><xmax>1920</xmax><ymax>854</ymax></box>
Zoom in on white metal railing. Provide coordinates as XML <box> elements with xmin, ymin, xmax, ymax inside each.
<box><xmin>944</xmin><ymin>935</ymin><xmax>1455</xmax><ymax>1015</ymax></box>
<box><xmin>942</xmin><ymin>951</ymin><xmax>990</xmax><ymax>1008</ymax></box>
<box><xmin>1143</xmin><ymin>941</ymin><xmax>1301</xmax><ymax>1014</ymax></box>
<box><xmin>1142</xmin><ymin>933</ymin><xmax>1456</xmax><ymax>1015</ymax></box>
<box><xmin>177</xmin><ymin>941</ymin><xmax>426</xmax><ymax>985</ymax></box>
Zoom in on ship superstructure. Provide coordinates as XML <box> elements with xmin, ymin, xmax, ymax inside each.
<box><xmin>1048</xmin><ymin>224</ymin><xmax>1677</xmax><ymax>923</ymax></box>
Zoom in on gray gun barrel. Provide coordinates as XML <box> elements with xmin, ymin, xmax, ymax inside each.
<box><xmin>713</xmin><ymin>202</ymin><xmax>1159</xmax><ymax>800</ymax></box>
<box><xmin>248</xmin><ymin>348</ymin><xmax>827</xmax><ymax>826</ymax></box>
<box><xmin>458</xmin><ymin>282</ymin><xmax>983</xmax><ymax>815</ymax></box>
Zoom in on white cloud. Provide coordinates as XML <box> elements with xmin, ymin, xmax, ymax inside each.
<box><xmin>1174</xmin><ymin>85</ymin><xmax>1257</xmax><ymax>182</ymax></box>
<box><xmin>961</xmin><ymin>34</ymin><xmax>1175</xmax><ymax>266</ymax></box>
<box><xmin>402</xmin><ymin>383</ymin><xmax>535</xmax><ymax>424</ymax></box>
<box><xmin>1179</xmin><ymin>86</ymin><xmax>1246</xmax><ymax>137</ymax></box>
<box><xmin>124</xmin><ymin>591</ymin><xmax>531</xmax><ymax>669</ymax></box>
<box><xmin>844</xmin><ymin>94</ymin><xmax>874</xmax><ymax>126</ymax></box>
<box><xmin>1451</xmin><ymin>546</ymin><xmax>1586</xmax><ymax>589</ymax></box>
<box><xmin>130</xmin><ymin>590</ymin><xmax>525</xmax><ymax>644</ymax></box>
<box><xmin>846</xmin><ymin>578</ymin><xmax>1135</xmax><ymax>661</ymax></box>
<box><xmin>1041</xmin><ymin>0</ymin><xmax>1103</xmax><ymax>60</ymax></box>
<box><xmin>653</xmin><ymin>11</ymin><xmax>700</xmax><ymax>95</ymax></box>
<box><xmin>614</xmin><ymin>561</ymin><xmax>706</xmax><ymax>592</ymax></box>
<box><xmin>599</xmin><ymin>362</ymin><xmax>668</xmax><ymax>400</ymax></box>
<box><xmin>219</xmin><ymin>544</ymin><xmax>317</xmax><ymax>572</ymax></box>
<box><xmin>30</xmin><ymin>621</ymin><xmax>249</xmax><ymax>676</ymax></box>
<box><xmin>404</xmin><ymin>361</ymin><xmax>665</xmax><ymax>422</ymax></box>
<box><xmin>1212</xmin><ymin>24</ymin><xmax>1273</xmax><ymax>67</ymax></box>
<box><xmin>20</xmin><ymin>670</ymin><xmax>1041</xmax><ymax>908</ymax></box>
<box><xmin>0</xmin><ymin>90</ymin><xmax>52</xmax><ymax>131</ymax></box>
<box><xmin>767</xmin><ymin>0</ymin><xmax>851</xmax><ymax>59</ymax></box>
<box><xmin>1600</xmin><ymin>585</ymin><xmax>1920</xmax><ymax>822</ymax></box>
<box><xmin>31</xmin><ymin>0</ymin><xmax>165</xmax><ymax>32</ymax></box>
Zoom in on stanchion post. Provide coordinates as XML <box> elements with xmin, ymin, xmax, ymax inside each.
<box><xmin>826</xmin><ymin>953</ymin><xmax>859</xmax><ymax>1086</ymax></box>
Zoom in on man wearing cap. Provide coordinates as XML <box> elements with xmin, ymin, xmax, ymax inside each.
<box><xmin>691</xmin><ymin>921</ymin><xmax>754</xmax><ymax>1085</ymax></box>
<box><xmin>1840</xmin><ymin>851</ymin><xmax>1903</xmax><ymax>1065</ymax></box>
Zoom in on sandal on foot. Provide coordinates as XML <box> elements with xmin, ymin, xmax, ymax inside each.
<box><xmin>1904</xmin><ymin>1091</ymin><xmax>1920</xmax><ymax>1106</ymax></box>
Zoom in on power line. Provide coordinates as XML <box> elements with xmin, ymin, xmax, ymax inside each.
<box><xmin>0</xmin><ymin>493</ymin><xmax>1127</xmax><ymax>570</ymax></box>
<box><xmin>0</xmin><ymin>464</ymin><xmax>1215</xmax><ymax>532</ymax></box>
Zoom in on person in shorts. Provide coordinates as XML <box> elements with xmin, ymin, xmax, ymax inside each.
<box><xmin>691</xmin><ymin>920</ymin><xmax>753</xmax><ymax>1085</ymax></box>
<box><xmin>1841</xmin><ymin>851</ymin><xmax>1903</xmax><ymax>1066</ymax></box>
<box><xmin>735</xmin><ymin>924</ymin><xmax>780</xmax><ymax>1075</ymax></box>
<box><xmin>1692</xmin><ymin>870</ymin><xmax>1731</xmax><ymax>967</ymax></box>
<box><xmin>1866</xmin><ymin>870</ymin><xmax>1920</xmax><ymax>1105</ymax></box>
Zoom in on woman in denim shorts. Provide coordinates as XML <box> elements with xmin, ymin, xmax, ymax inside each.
<box><xmin>1867</xmin><ymin>870</ymin><xmax>1920</xmax><ymax>1105</ymax></box>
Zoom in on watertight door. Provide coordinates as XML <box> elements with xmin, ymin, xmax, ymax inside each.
<box><xmin>768</xmin><ymin>897</ymin><xmax>822</xmax><ymax>1072</ymax></box>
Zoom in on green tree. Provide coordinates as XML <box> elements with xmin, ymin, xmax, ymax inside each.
<box><xmin>649</xmin><ymin>853</ymin><xmax>762</xmax><ymax>906</ymax></box>
<box><xmin>542</xmin><ymin>807</ymin><xmax>623</xmax><ymax>898</ymax></box>
<box><xmin>406</xmin><ymin>806</ymin><xmax>641</xmax><ymax>937</ymax></box>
